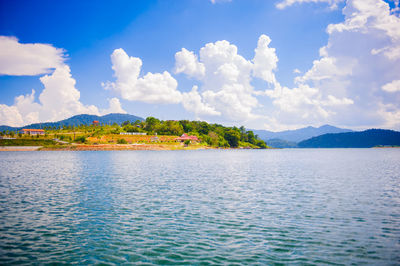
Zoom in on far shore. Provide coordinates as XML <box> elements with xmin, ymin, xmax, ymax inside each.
<box><xmin>0</xmin><ymin>146</ymin><xmax>43</xmax><ymax>151</ymax></box>
<box><xmin>0</xmin><ymin>144</ymin><xmax>217</xmax><ymax>151</ymax></box>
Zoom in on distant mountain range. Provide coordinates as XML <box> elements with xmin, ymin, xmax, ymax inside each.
<box><xmin>298</xmin><ymin>129</ymin><xmax>400</xmax><ymax>148</ymax></box>
<box><xmin>0</xmin><ymin>113</ymin><xmax>144</xmax><ymax>132</ymax></box>
<box><xmin>253</xmin><ymin>125</ymin><xmax>353</xmax><ymax>143</ymax></box>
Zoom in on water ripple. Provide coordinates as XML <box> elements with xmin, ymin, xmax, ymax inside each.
<box><xmin>0</xmin><ymin>149</ymin><xmax>400</xmax><ymax>264</ymax></box>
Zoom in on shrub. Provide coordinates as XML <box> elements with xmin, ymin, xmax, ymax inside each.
<box><xmin>117</xmin><ymin>138</ymin><xmax>128</xmax><ymax>144</ymax></box>
<box><xmin>75</xmin><ymin>136</ymin><xmax>86</xmax><ymax>143</ymax></box>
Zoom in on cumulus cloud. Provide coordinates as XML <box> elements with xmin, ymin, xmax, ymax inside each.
<box><xmin>101</xmin><ymin>98</ymin><xmax>127</xmax><ymax>115</ymax></box>
<box><xmin>0</xmin><ymin>36</ymin><xmax>65</xmax><ymax>76</ymax></box>
<box><xmin>106</xmin><ymin>37</ymin><xmax>278</xmax><ymax>123</ymax></box>
<box><xmin>267</xmin><ymin>0</ymin><xmax>400</xmax><ymax>130</ymax></box>
<box><xmin>252</xmin><ymin>35</ymin><xmax>279</xmax><ymax>85</ymax></box>
<box><xmin>174</xmin><ymin>35</ymin><xmax>278</xmax><ymax>122</ymax></box>
<box><xmin>0</xmin><ymin>38</ymin><xmax>126</xmax><ymax>127</ymax></box>
<box><xmin>181</xmin><ymin>86</ymin><xmax>221</xmax><ymax>117</ymax></box>
<box><xmin>382</xmin><ymin>80</ymin><xmax>400</xmax><ymax>92</ymax></box>
<box><xmin>175</xmin><ymin>48</ymin><xmax>205</xmax><ymax>79</ymax></box>
<box><xmin>104</xmin><ymin>48</ymin><xmax>182</xmax><ymax>104</ymax></box>
<box><xmin>276</xmin><ymin>0</ymin><xmax>344</xmax><ymax>10</ymax></box>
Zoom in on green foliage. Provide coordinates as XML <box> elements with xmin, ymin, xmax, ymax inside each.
<box><xmin>40</xmin><ymin>116</ymin><xmax>268</xmax><ymax>149</ymax></box>
<box><xmin>117</xmin><ymin>138</ymin><xmax>128</xmax><ymax>144</ymax></box>
<box><xmin>0</xmin><ymin>139</ymin><xmax>58</xmax><ymax>146</ymax></box>
<box><xmin>75</xmin><ymin>136</ymin><xmax>86</xmax><ymax>143</ymax></box>
<box><xmin>224</xmin><ymin>129</ymin><xmax>241</xmax><ymax>148</ymax></box>
<box><xmin>110</xmin><ymin>127</ymin><xmax>121</xmax><ymax>134</ymax></box>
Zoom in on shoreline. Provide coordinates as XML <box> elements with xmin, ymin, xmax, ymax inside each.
<box><xmin>0</xmin><ymin>144</ymin><xmax>265</xmax><ymax>151</ymax></box>
<box><xmin>0</xmin><ymin>146</ymin><xmax>43</xmax><ymax>151</ymax></box>
<box><xmin>36</xmin><ymin>144</ymin><xmax>214</xmax><ymax>151</ymax></box>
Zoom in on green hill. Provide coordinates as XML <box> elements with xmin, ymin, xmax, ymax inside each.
<box><xmin>298</xmin><ymin>129</ymin><xmax>400</xmax><ymax>148</ymax></box>
<box><xmin>0</xmin><ymin>113</ymin><xmax>144</xmax><ymax>132</ymax></box>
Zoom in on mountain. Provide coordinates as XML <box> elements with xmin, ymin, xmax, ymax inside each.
<box><xmin>0</xmin><ymin>113</ymin><xmax>144</xmax><ymax>132</ymax></box>
<box><xmin>253</xmin><ymin>125</ymin><xmax>353</xmax><ymax>143</ymax></box>
<box><xmin>298</xmin><ymin>129</ymin><xmax>400</xmax><ymax>148</ymax></box>
<box><xmin>266</xmin><ymin>139</ymin><xmax>298</xmax><ymax>148</ymax></box>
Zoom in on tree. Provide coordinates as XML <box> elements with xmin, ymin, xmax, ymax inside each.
<box><xmin>225</xmin><ymin>129</ymin><xmax>240</xmax><ymax>148</ymax></box>
<box><xmin>247</xmin><ymin>131</ymin><xmax>256</xmax><ymax>144</ymax></box>
<box><xmin>208</xmin><ymin>131</ymin><xmax>219</xmax><ymax>146</ymax></box>
<box><xmin>145</xmin><ymin>117</ymin><xmax>160</xmax><ymax>132</ymax></box>
<box><xmin>117</xmin><ymin>138</ymin><xmax>128</xmax><ymax>144</ymax></box>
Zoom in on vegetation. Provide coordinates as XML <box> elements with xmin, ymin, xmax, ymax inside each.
<box><xmin>267</xmin><ymin>139</ymin><xmax>298</xmax><ymax>148</ymax></box>
<box><xmin>117</xmin><ymin>138</ymin><xmax>128</xmax><ymax>144</ymax></box>
<box><xmin>298</xmin><ymin>129</ymin><xmax>400</xmax><ymax>148</ymax></box>
<box><xmin>0</xmin><ymin>116</ymin><xmax>268</xmax><ymax>149</ymax></box>
<box><xmin>0</xmin><ymin>139</ymin><xmax>58</xmax><ymax>146</ymax></box>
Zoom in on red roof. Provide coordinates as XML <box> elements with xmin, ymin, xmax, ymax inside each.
<box><xmin>21</xmin><ymin>129</ymin><xmax>44</xmax><ymax>132</ymax></box>
<box><xmin>176</xmin><ymin>134</ymin><xmax>199</xmax><ymax>141</ymax></box>
<box><xmin>93</xmin><ymin>120</ymin><xmax>99</xmax><ymax>123</ymax></box>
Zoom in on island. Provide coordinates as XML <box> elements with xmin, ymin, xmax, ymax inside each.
<box><xmin>0</xmin><ymin>116</ymin><xmax>268</xmax><ymax>151</ymax></box>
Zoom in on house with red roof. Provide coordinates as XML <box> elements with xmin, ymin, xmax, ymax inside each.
<box><xmin>175</xmin><ymin>133</ymin><xmax>200</xmax><ymax>143</ymax></box>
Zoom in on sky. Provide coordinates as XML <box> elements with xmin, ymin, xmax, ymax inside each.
<box><xmin>0</xmin><ymin>0</ymin><xmax>399</xmax><ymax>131</ymax></box>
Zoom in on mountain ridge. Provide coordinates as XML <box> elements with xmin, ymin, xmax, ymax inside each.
<box><xmin>298</xmin><ymin>129</ymin><xmax>400</xmax><ymax>148</ymax></box>
<box><xmin>253</xmin><ymin>124</ymin><xmax>353</xmax><ymax>143</ymax></box>
<box><xmin>0</xmin><ymin>113</ymin><xmax>144</xmax><ymax>131</ymax></box>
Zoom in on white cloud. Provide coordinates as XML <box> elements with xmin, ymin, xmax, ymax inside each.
<box><xmin>105</xmin><ymin>48</ymin><xmax>182</xmax><ymax>104</ymax></box>
<box><xmin>276</xmin><ymin>0</ymin><xmax>344</xmax><ymax>10</ymax></box>
<box><xmin>0</xmin><ymin>36</ymin><xmax>65</xmax><ymax>76</ymax></box>
<box><xmin>106</xmin><ymin>38</ymin><xmax>278</xmax><ymax>122</ymax></box>
<box><xmin>175</xmin><ymin>48</ymin><xmax>205</xmax><ymax>79</ymax></box>
<box><xmin>382</xmin><ymin>80</ymin><xmax>400</xmax><ymax>92</ymax></box>
<box><xmin>0</xmin><ymin>38</ymin><xmax>126</xmax><ymax>127</ymax></box>
<box><xmin>174</xmin><ymin>35</ymin><xmax>278</xmax><ymax>122</ymax></box>
<box><xmin>0</xmin><ymin>104</ymin><xmax>24</xmax><ymax>127</ymax></box>
<box><xmin>252</xmin><ymin>34</ymin><xmax>279</xmax><ymax>85</ymax></box>
<box><xmin>101</xmin><ymin>98</ymin><xmax>127</xmax><ymax>115</ymax></box>
<box><xmin>295</xmin><ymin>56</ymin><xmax>356</xmax><ymax>83</ymax></box>
<box><xmin>293</xmin><ymin>68</ymin><xmax>301</xmax><ymax>74</ymax></box>
<box><xmin>264</xmin><ymin>0</ymin><xmax>400</xmax><ymax>130</ymax></box>
<box><xmin>181</xmin><ymin>86</ymin><xmax>220</xmax><ymax>117</ymax></box>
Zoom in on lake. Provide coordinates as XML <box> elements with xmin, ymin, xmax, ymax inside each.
<box><xmin>0</xmin><ymin>149</ymin><xmax>399</xmax><ymax>264</ymax></box>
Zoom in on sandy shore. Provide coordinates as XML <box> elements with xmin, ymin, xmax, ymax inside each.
<box><xmin>39</xmin><ymin>144</ymin><xmax>213</xmax><ymax>151</ymax></box>
<box><xmin>0</xmin><ymin>146</ymin><xmax>43</xmax><ymax>151</ymax></box>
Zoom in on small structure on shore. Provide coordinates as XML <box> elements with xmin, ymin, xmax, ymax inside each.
<box><xmin>120</xmin><ymin>132</ymin><xmax>147</xmax><ymax>135</ymax></box>
<box><xmin>20</xmin><ymin>129</ymin><xmax>45</xmax><ymax>135</ymax></box>
<box><xmin>176</xmin><ymin>133</ymin><xmax>199</xmax><ymax>143</ymax></box>
<box><xmin>92</xmin><ymin>120</ymin><xmax>99</xmax><ymax>126</ymax></box>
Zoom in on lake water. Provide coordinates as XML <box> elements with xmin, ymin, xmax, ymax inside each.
<box><xmin>0</xmin><ymin>149</ymin><xmax>399</xmax><ymax>265</ymax></box>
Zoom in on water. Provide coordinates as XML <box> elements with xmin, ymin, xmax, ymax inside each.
<box><xmin>0</xmin><ymin>149</ymin><xmax>399</xmax><ymax>265</ymax></box>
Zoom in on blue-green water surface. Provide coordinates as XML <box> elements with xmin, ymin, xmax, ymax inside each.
<box><xmin>0</xmin><ymin>149</ymin><xmax>399</xmax><ymax>264</ymax></box>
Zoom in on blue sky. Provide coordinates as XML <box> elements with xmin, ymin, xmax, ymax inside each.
<box><xmin>0</xmin><ymin>0</ymin><xmax>399</xmax><ymax>130</ymax></box>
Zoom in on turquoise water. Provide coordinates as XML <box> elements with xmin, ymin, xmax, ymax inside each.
<box><xmin>0</xmin><ymin>149</ymin><xmax>399</xmax><ymax>264</ymax></box>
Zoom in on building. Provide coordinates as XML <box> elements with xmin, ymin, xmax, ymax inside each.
<box><xmin>20</xmin><ymin>129</ymin><xmax>45</xmax><ymax>135</ymax></box>
<box><xmin>176</xmin><ymin>133</ymin><xmax>200</xmax><ymax>143</ymax></box>
<box><xmin>92</xmin><ymin>120</ymin><xmax>100</xmax><ymax>126</ymax></box>
<box><xmin>120</xmin><ymin>132</ymin><xmax>147</xmax><ymax>135</ymax></box>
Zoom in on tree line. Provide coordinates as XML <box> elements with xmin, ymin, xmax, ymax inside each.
<box><xmin>1</xmin><ymin>117</ymin><xmax>268</xmax><ymax>148</ymax></box>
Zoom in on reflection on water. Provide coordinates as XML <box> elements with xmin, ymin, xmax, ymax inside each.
<box><xmin>0</xmin><ymin>149</ymin><xmax>400</xmax><ymax>264</ymax></box>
